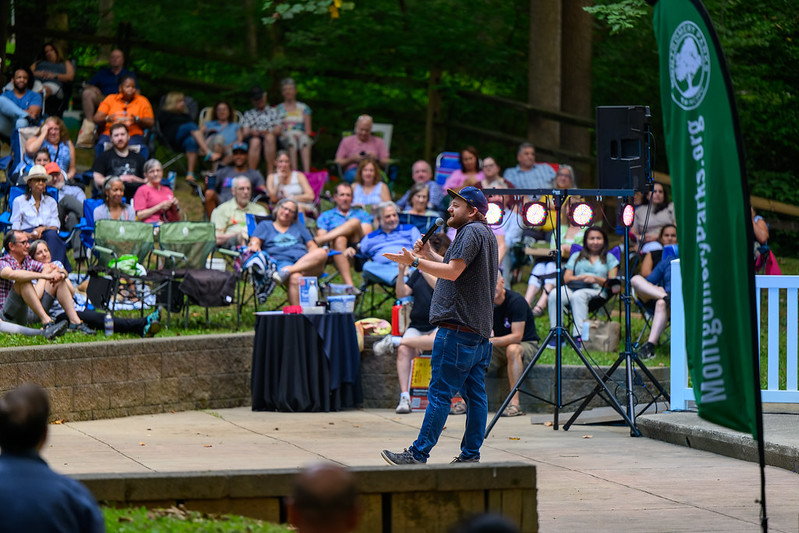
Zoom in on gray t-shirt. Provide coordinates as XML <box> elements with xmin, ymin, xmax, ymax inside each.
<box><xmin>429</xmin><ymin>221</ymin><xmax>498</xmax><ymax>338</ymax></box>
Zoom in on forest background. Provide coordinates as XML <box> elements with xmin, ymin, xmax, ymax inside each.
<box><xmin>4</xmin><ymin>0</ymin><xmax>797</xmax><ymax>253</ymax></box>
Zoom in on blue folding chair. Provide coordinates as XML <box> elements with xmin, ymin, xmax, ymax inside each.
<box><xmin>435</xmin><ymin>151</ymin><xmax>461</xmax><ymax>187</ymax></box>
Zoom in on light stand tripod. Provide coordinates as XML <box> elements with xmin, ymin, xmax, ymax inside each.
<box><xmin>484</xmin><ymin>188</ymin><xmax>640</xmax><ymax>438</ymax></box>
<box><xmin>562</xmin><ymin>212</ymin><xmax>670</xmax><ymax>434</ymax></box>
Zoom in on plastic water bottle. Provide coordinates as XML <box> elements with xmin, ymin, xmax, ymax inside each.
<box><xmin>307</xmin><ymin>281</ymin><xmax>318</xmax><ymax>309</ymax></box>
<box><xmin>104</xmin><ymin>312</ymin><xmax>114</xmax><ymax>337</ymax></box>
<box><xmin>166</xmin><ymin>171</ymin><xmax>176</xmax><ymax>190</ymax></box>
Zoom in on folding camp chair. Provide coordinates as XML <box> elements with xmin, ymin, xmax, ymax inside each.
<box><xmin>434</xmin><ymin>151</ymin><xmax>461</xmax><ymax>187</ymax></box>
<box><xmin>152</xmin><ymin>221</ymin><xmax>238</xmax><ymax>328</ymax></box>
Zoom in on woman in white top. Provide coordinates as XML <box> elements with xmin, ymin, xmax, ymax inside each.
<box><xmin>266</xmin><ymin>151</ymin><xmax>315</xmax><ymax>214</ymax></box>
<box><xmin>11</xmin><ymin>165</ymin><xmax>71</xmax><ymax>271</ymax></box>
<box><xmin>352</xmin><ymin>157</ymin><xmax>390</xmax><ymax>212</ymax></box>
<box><xmin>632</xmin><ymin>182</ymin><xmax>676</xmax><ymax>254</ymax></box>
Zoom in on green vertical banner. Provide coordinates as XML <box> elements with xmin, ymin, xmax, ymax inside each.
<box><xmin>652</xmin><ymin>0</ymin><xmax>760</xmax><ymax>437</ymax></box>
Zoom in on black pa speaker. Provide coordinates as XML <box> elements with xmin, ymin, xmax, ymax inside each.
<box><xmin>596</xmin><ymin>106</ymin><xmax>650</xmax><ymax>190</ymax></box>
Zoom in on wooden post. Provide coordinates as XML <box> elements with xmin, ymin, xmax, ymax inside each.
<box><xmin>0</xmin><ymin>0</ymin><xmax>9</xmax><ymax>82</ymax></box>
<box><xmin>527</xmin><ymin>0</ymin><xmax>562</xmax><ymax>154</ymax></box>
<box><xmin>424</xmin><ymin>66</ymin><xmax>442</xmax><ymax>164</ymax></box>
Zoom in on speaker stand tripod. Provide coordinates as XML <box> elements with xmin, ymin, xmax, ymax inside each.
<box><xmin>484</xmin><ymin>189</ymin><xmax>640</xmax><ymax>438</ymax></box>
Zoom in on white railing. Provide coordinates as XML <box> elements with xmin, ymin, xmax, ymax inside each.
<box><xmin>670</xmin><ymin>259</ymin><xmax>799</xmax><ymax>409</ymax></box>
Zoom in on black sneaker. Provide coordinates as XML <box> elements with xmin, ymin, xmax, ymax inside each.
<box><xmin>381</xmin><ymin>448</ymin><xmax>424</xmax><ymax>466</ymax></box>
<box><xmin>42</xmin><ymin>320</ymin><xmax>68</xmax><ymax>340</ymax></box>
<box><xmin>69</xmin><ymin>322</ymin><xmax>97</xmax><ymax>336</ymax></box>
<box><xmin>451</xmin><ymin>455</ymin><xmax>480</xmax><ymax>464</ymax></box>
<box><xmin>638</xmin><ymin>342</ymin><xmax>656</xmax><ymax>361</ymax></box>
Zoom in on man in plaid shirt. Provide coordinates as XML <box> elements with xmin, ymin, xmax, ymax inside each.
<box><xmin>0</xmin><ymin>231</ymin><xmax>93</xmax><ymax>339</ymax></box>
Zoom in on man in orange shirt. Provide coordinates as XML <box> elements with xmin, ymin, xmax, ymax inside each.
<box><xmin>93</xmin><ymin>73</ymin><xmax>153</xmax><ymax>158</ymax></box>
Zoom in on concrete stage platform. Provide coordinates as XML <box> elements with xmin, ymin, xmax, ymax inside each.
<box><xmin>43</xmin><ymin>407</ymin><xmax>799</xmax><ymax>532</ymax></box>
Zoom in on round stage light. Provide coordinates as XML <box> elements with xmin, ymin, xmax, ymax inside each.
<box><xmin>522</xmin><ymin>202</ymin><xmax>548</xmax><ymax>227</ymax></box>
<box><xmin>486</xmin><ymin>201</ymin><xmax>504</xmax><ymax>226</ymax></box>
<box><xmin>570</xmin><ymin>203</ymin><xmax>594</xmax><ymax>227</ymax></box>
<box><xmin>622</xmin><ymin>203</ymin><xmax>635</xmax><ymax>228</ymax></box>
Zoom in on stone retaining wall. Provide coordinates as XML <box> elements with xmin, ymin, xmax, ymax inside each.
<box><xmin>0</xmin><ymin>333</ymin><xmax>253</xmax><ymax>421</ymax></box>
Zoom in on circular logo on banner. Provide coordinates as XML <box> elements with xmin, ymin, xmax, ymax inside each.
<box><xmin>669</xmin><ymin>21</ymin><xmax>711</xmax><ymax>110</ymax></box>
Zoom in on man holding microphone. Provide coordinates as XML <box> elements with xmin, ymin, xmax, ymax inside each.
<box><xmin>381</xmin><ymin>186</ymin><xmax>498</xmax><ymax>464</ymax></box>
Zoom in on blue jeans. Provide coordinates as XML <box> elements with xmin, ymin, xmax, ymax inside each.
<box><xmin>176</xmin><ymin>122</ymin><xmax>199</xmax><ymax>152</ymax></box>
<box><xmin>0</xmin><ymin>97</ymin><xmax>29</xmax><ymax>138</ymax></box>
<box><xmin>410</xmin><ymin>327</ymin><xmax>492</xmax><ymax>462</ymax></box>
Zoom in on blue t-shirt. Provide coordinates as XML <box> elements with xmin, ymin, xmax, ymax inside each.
<box><xmin>1</xmin><ymin>88</ymin><xmax>43</xmax><ymax>110</ymax></box>
<box><xmin>89</xmin><ymin>67</ymin><xmax>137</xmax><ymax>96</ymax></box>
<box><xmin>252</xmin><ymin>220</ymin><xmax>313</xmax><ymax>264</ymax></box>
<box><xmin>360</xmin><ymin>224</ymin><xmax>421</xmax><ymax>265</ymax></box>
<box><xmin>317</xmin><ymin>208</ymin><xmax>372</xmax><ymax>232</ymax></box>
<box><xmin>646</xmin><ymin>253</ymin><xmax>676</xmax><ymax>294</ymax></box>
<box><xmin>204</xmin><ymin>120</ymin><xmax>240</xmax><ymax>146</ymax></box>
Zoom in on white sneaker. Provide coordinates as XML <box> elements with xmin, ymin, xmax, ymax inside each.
<box><xmin>395</xmin><ymin>396</ymin><xmax>411</xmax><ymax>414</ymax></box>
<box><xmin>373</xmin><ymin>334</ymin><xmax>396</xmax><ymax>356</ymax></box>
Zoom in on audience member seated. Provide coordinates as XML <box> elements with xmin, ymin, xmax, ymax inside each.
<box><xmin>275</xmin><ymin>77</ymin><xmax>312</xmax><ymax>173</ymax></box>
<box><xmin>0</xmin><ymin>231</ymin><xmax>93</xmax><ymax>339</ymax></box>
<box><xmin>10</xmin><ymin>165</ymin><xmax>71</xmax><ymax>272</ymax></box>
<box><xmin>93</xmin><ymin>176</ymin><xmax>136</xmax><ymax>221</ymax></box>
<box><xmin>752</xmin><ymin>207</ymin><xmax>770</xmax><ymax>265</ymax></box>
<box><xmin>639</xmin><ymin>224</ymin><xmax>677</xmax><ymax>277</ymax></box>
<box><xmin>210</xmin><ymin>176</ymin><xmax>268</xmax><ymax>249</ymax></box>
<box><xmin>352</xmin><ymin>201</ymin><xmax>421</xmax><ymax>285</ymax></box>
<box><xmin>632</xmin><ymin>182</ymin><xmax>675</xmax><ymax>254</ymax></box>
<box><xmin>547</xmin><ymin>226</ymin><xmax>618</xmax><ymax>346</ymax></box>
<box><xmin>525</xmin><ymin>196</ymin><xmax>587</xmax><ymax>317</ymax></box>
<box><xmin>352</xmin><ymin>158</ymin><xmax>391</xmax><ymax>212</ymax></box>
<box><xmin>133</xmin><ymin>159</ymin><xmax>180</xmax><ymax>224</ymax></box>
<box><xmin>402</xmin><ymin>182</ymin><xmax>439</xmax><ymax>217</ymax></box>
<box><xmin>80</xmin><ymin>48</ymin><xmax>136</xmax><ymax>142</ymax></box>
<box><xmin>28</xmin><ymin>240</ymin><xmax>161</xmax><ymax>337</ymax></box>
<box><xmin>91</xmin><ymin>123</ymin><xmax>146</xmax><ymax>200</ymax></box>
<box><xmin>204</xmin><ymin>142</ymin><xmax>265</xmax><ymax>219</ymax></box>
<box><xmin>45</xmin><ymin>162</ymin><xmax>84</xmax><ymax>262</ymax></box>
<box><xmin>443</xmin><ymin>146</ymin><xmax>484</xmax><ymax>191</ymax></box>
<box><xmin>157</xmin><ymin>92</ymin><xmax>213</xmax><ymax>185</ymax></box>
<box><xmin>395</xmin><ymin>160</ymin><xmax>445</xmax><ymax>213</ymax></box>
<box><xmin>334</xmin><ymin>114</ymin><xmax>389</xmax><ymax>183</ymax></box>
<box><xmin>0</xmin><ymin>385</ymin><xmax>105</xmax><ymax>532</ymax></box>
<box><xmin>202</xmin><ymin>100</ymin><xmax>242</xmax><ymax>169</ymax></box>
<box><xmin>242</xmin><ymin>86</ymin><xmax>281</xmax><ymax>174</ymax></box>
<box><xmin>13</xmin><ymin>148</ymin><xmax>52</xmax><ymax>184</ymax></box>
<box><xmin>286</xmin><ymin>462</ymin><xmax>361</xmax><ymax>533</ymax></box>
<box><xmin>0</xmin><ymin>68</ymin><xmax>40</xmax><ymax>138</ymax></box>
<box><xmin>503</xmin><ymin>142</ymin><xmax>555</xmax><ymax>190</ymax></box>
<box><xmin>314</xmin><ymin>182</ymin><xmax>373</xmax><ymax>288</ymax></box>
<box><xmin>372</xmin><ymin>233</ymin><xmax>451</xmax><ymax>414</ymax></box>
<box><xmin>247</xmin><ymin>198</ymin><xmax>328</xmax><ymax>306</ymax></box>
<box><xmin>93</xmin><ymin>74</ymin><xmax>153</xmax><ymax>159</ymax></box>
<box><xmin>23</xmin><ymin>116</ymin><xmax>76</xmax><ymax>180</ymax></box>
<box><xmin>490</xmin><ymin>276</ymin><xmax>539</xmax><ymax>417</ymax></box>
<box><xmin>267</xmin><ymin>150</ymin><xmax>315</xmax><ymax>214</ymax></box>
<box><xmin>30</xmin><ymin>42</ymin><xmax>74</xmax><ymax>101</ymax></box>
<box><xmin>480</xmin><ymin>156</ymin><xmax>510</xmax><ymax>190</ymax></box>
<box><xmin>630</xmin><ymin>238</ymin><xmax>679</xmax><ymax>360</ymax></box>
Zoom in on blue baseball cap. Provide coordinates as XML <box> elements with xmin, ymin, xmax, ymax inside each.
<box><xmin>232</xmin><ymin>142</ymin><xmax>248</xmax><ymax>153</ymax></box>
<box><xmin>447</xmin><ymin>186</ymin><xmax>488</xmax><ymax>216</ymax></box>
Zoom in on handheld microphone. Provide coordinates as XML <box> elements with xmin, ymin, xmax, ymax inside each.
<box><xmin>420</xmin><ymin>218</ymin><xmax>445</xmax><ymax>246</ymax></box>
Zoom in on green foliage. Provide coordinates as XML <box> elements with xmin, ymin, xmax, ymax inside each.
<box><xmin>584</xmin><ymin>0</ymin><xmax>649</xmax><ymax>34</ymax></box>
<box><xmin>103</xmin><ymin>506</ymin><xmax>291</xmax><ymax>532</ymax></box>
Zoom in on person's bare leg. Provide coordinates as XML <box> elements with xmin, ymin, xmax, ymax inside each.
<box><xmin>14</xmin><ymin>282</ymin><xmax>53</xmax><ymax>325</ymax></box>
<box><xmin>81</xmin><ymin>85</ymin><xmax>102</xmax><ymax>119</ymax></box>
<box><xmin>331</xmin><ymin>250</ymin><xmax>355</xmax><ymax>286</ymax></box>
<box><xmin>648</xmin><ymin>298</ymin><xmax>669</xmax><ymax>345</ymax></box>
<box><xmin>315</xmin><ymin>218</ymin><xmax>364</xmax><ymax>246</ymax></box>
<box><xmin>506</xmin><ymin>344</ymin><xmax>524</xmax><ymax>406</ymax></box>
<box><xmin>630</xmin><ymin>275</ymin><xmax>667</xmax><ymax>300</ymax></box>
<box><xmin>186</xmin><ymin>151</ymin><xmax>198</xmax><ymax>176</ymax></box>
<box><xmin>264</xmin><ymin>132</ymin><xmax>277</xmax><ymax>175</ymax></box>
<box><xmin>524</xmin><ymin>283</ymin><xmax>540</xmax><ymax>306</ymax></box>
<box><xmin>53</xmin><ymin>280</ymin><xmax>82</xmax><ymax>324</ymax></box>
<box><xmin>496</xmin><ymin>238</ymin><xmax>507</xmax><ymax>264</ymax></box>
<box><xmin>288</xmin><ymin>143</ymin><xmax>299</xmax><ymax>171</ymax></box>
<box><xmin>396</xmin><ymin>345</ymin><xmax>419</xmax><ymax>394</ymax></box>
<box><xmin>248</xmin><ymin>136</ymin><xmax>262</xmax><ymax>171</ymax></box>
<box><xmin>190</xmin><ymin>130</ymin><xmax>211</xmax><ymax>155</ymax></box>
<box><xmin>301</xmin><ymin>144</ymin><xmax>311</xmax><ymax>174</ymax></box>
<box><xmin>400</xmin><ymin>331</ymin><xmax>436</xmax><ymax>351</ymax></box>
<box><xmin>204</xmin><ymin>190</ymin><xmax>220</xmax><ymax>219</ymax></box>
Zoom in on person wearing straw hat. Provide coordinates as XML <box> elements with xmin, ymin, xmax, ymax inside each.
<box><xmin>10</xmin><ymin>165</ymin><xmax>70</xmax><ymax>272</ymax></box>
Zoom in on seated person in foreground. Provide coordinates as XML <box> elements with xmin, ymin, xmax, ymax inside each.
<box><xmin>203</xmin><ymin>142</ymin><xmax>265</xmax><ymax>219</ymax></box>
<box><xmin>91</xmin><ymin>123</ymin><xmax>146</xmax><ymax>200</ymax></box>
<box><xmin>210</xmin><ymin>176</ymin><xmax>268</xmax><ymax>249</ymax></box>
<box><xmin>490</xmin><ymin>276</ymin><xmax>540</xmax><ymax>417</ymax></box>
<box><xmin>0</xmin><ymin>231</ymin><xmax>94</xmax><ymax>339</ymax></box>
<box><xmin>547</xmin><ymin>226</ymin><xmax>618</xmax><ymax>346</ymax></box>
<box><xmin>247</xmin><ymin>198</ymin><xmax>328</xmax><ymax>306</ymax></box>
<box><xmin>201</xmin><ymin>100</ymin><xmax>242</xmax><ymax>168</ymax></box>
<box><xmin>94</xmin><ymin>176</ymin><xmax>136</xmax><ymax>221</ymax></box>
<box><xmin>93</xmin><ymin>74</ymin><xmax>153</xmax><ymax>159</ymax></box>
<box><xmin>133</xmin><ymin>159</ymin><xmax>181</xmax><ymax>224</ymax></box>
<box><xmin>266</xmin><ymin>150</ymin><xmax>315</xmax><ymax>214</ymax></box>
<box><xmin>352</xmin><ymin>201</ymin><xmax>421</xmax><ymax>285</ymax></box>
<box><xmin>352</xmin><ymin>158</ymin><xmax>391</xmax><ymax>211</ymax></box>
<box><xmin>630</xmin><ymin>235</ymin><xmax>679</xmax><ymax>360</ymax></box>
<box><xmin>334</xmin><ymin>114</ymin><xmax>390</xmax><ymax>182</ymax></box>
<box><xmin>45</xmin><ymin>162</ymin><xmax>85</xmax><ymax>262</ymax></box>
<box><xmin>314</xmin><ymin>182</ymin><xmax>373</xmax><ymax>288</ymax></box>
<box><xmin>23</xmin><ymin>116</ymin><xmax>76</xmax><ymax>180</ymax></box>
<box><xmin>372</xmin><ymin>233</ymin><xmax>451</xmax><ymax>414</ymax></box>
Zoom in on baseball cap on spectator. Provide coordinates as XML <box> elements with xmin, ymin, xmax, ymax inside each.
<box><xmin>232</xmin><ymin>142</ymin><xmax>248</xmax><ymax>153</ymax></box>
<box><xmin>250</xmin><ymin>87</ymin><xmax>265</xmax><ymax>100</ymax></box>
<box><xmin>447</xmin><ymin>186</ymin><xmax>488</xmax><ymax>216</ymax></box>
<box><xmin>45</xmin><ymin>162</ymin><xmax>61</xmax><ymax>175</ymax></box>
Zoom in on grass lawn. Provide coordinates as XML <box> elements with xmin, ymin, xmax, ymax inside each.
<box><xmin>103</xmin><ymin>506</ymin><xmax>290</xmax><ymax>533</ymax></box>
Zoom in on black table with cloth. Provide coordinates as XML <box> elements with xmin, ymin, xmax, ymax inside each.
<box><xmin>251</xmin><ymin>312</ymin><xmax>362</xmax><ymax>412</ymax></box>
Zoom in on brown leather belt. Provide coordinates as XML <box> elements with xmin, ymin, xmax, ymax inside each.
<box><xmin>439</xmin><ymin>322</ymin><xmax>478</xmax><ymax>334</ymax></box>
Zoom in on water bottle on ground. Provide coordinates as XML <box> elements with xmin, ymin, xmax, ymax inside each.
<box><xmin>104</xmin><ymin>312</ymin><xmax>114</xmax><ymax>337</ymax></box>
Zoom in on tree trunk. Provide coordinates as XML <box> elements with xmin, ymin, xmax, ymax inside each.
<box><xmin>527</xmin><ymin>0</ymin><xmax>562</xmax><ymax>158</ymax></box>
<box><xmin>244</xmin><ymin>0</ymin><xmax>258</xmax><ymax>60</ymax></box>
<box><xmin>98</xmin><ymin>0</ymin><xmax>114</xmax><ymax>60</ymax></box>
<box><xmin>425</xmin><ymin>66</ymin><xmax>442</xmax><ymax>163</ymax></box>
<box><xmin>560</xmin><ymin>0</ymin><xmax>593</xmax><ymax>185</ymax></box>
